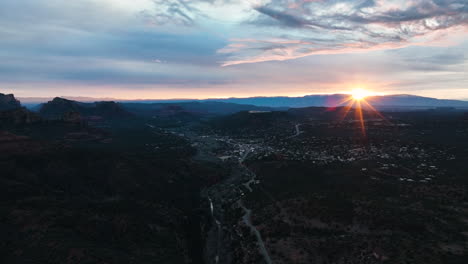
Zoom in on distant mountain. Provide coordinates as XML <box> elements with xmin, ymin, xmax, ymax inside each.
<box><xmin>0</xmin><ymin>93</ymin><xmax>22</xmax><ymax>111</ymax></box>
<box><xmin>39</xmin><ymin>97</ymin><xmax>133</xmax><ymax>120</ymax></box>
<box><xmin>19</xmin><ymin>96</ymin><xmax>118</xmax><ymax>103</ymax></box>
<box><xmin>18</xmin><ymin>94</ymin><xmax>468</xmax><ymax>110</ymax></box>
<box><xmin>366</xmin><ymin>94</ymin><xmax>468</xmax><ymax>109</ymax></box>
<box><xmin>206</xmin><ymin>94</ymin><xmax>468</xmax><ymax>109</ymax></box>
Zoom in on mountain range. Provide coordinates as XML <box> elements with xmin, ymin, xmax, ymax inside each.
<box><xmin>2</xmin><ymin>94</ymin><xmax>278</xmax><ymax>121</ymax></box>
<box><xmin>18</xmin><ymin>94</ymin><xmax>468</xmax><ymax>110</ymax></box>
<box><xmin>203</xmin><ymin>94</ymin><xmax>468</xmax><ymax>109</ymax></box>
<box><xmin>4</xmin><ymin>93</ymin><xmax>468</xmax><ymax>125</ymax></box>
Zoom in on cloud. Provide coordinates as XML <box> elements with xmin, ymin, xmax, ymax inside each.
<box><xmin>0</xmin><ymin>0</ymin><xmax>234</xmax><ymax>93</ymax></box>
<box><xmin>140</xmin><ymin>0</ymin><xmax>244</xmax><ymax>26</ymax></box>
<box><xmin>0</xmin><ymin>0</ymin><xmax>467</xmax><ymax>99</ymax></box>
<box><xmin>219</xmin><ymin>0</ymin><xmax>468</xmax><ymax>65</ymax></box>
<box><xmin>0</xmin><ymin>29</ymin><xmax>228</xmax><ymax>85</ymax></box>
<box><xmin>384</xmin><ymin>44</ymin><xmax>467</xmax><ymax>72</ymax></box>
<box><xmin>140</xmin><ymin>0</ymin><xmax>201</xmax><ymax>26</ymax></box>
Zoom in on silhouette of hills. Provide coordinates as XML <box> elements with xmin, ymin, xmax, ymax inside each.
<box><xmin>38</xmin><ymin>98</ymin><xmax>133</xmax><ymax>120</ymax></box>
<box><xmin>0</xmin><ymin>93</ymin><xmax>21</xmax><ymax>111</ymax></box>
<box><xmin>20</xmin><ymin>94</ymin><xmax>468</xmax><ymax>110</ymax></box>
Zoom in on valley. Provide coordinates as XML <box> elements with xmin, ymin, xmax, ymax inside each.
<box><xmin>1</xmin><ymin>93</ymin><xmax>468</xmax><ymax>263</ymax></box>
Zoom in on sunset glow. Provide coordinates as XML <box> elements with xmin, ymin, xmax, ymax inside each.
<box><xmin>351</xmin><ymin>89</ymin><xmax>371</xmax><ymax>101</ymax></box>
<box><xmin>0</xmin><ymin>0</ymin><xmax>467</xmax><ymax>99</ymax></box>
<box><xmin>338</xmin><ymin>88</ymin><xmax>387</xmax><ymax>136</ymax></box>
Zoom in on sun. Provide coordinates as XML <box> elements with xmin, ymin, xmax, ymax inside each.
<box><xmin>336</xmin><ymin>87</ymin><xmax>389</xmax><ymax>137</ymax></box>
<box><xmin>351</xmin><ymin>88</ymin><xmax>370</xmax><ymax>101</ymax></box>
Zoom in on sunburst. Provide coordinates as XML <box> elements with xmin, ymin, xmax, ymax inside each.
<box><xmin>337</xmin><ymin>89</ymin><xmax>388</xmax><ymax>136</ymax></box>
<box><xmin>351</xmin><ymin>88</ymin><xmax>370</xmax><ymax>101</ymax></box>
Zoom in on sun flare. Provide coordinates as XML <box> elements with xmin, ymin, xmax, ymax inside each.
<box><xmin>351</xmin><ymin>88</ymin><xmax>370</xmax><ymax>101</ymax></box>
<box><xmin>337</xmin><ymin>88</ymin><xmax>389</xmax><ymax>136</ymax></box>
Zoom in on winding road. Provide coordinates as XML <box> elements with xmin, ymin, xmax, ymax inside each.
<box><xmin>208</xmin><ymin>196</ymin><xmax>222</xmax><ymax>264</ymax></box>
<box><xmin>212</xmin><ymin>124</ymin><xmax>303</xmax><ymax>264</ymax></box>
<box><xmin>238</xmin><ymin>150</ymin><xmax>273</xmax><ymax>264</ymax></box>
<box><xmin>288</xmin><ymin>123</ymin><xmax>303</xmax><ymax>139</ymax></box>
<box><xmin>239</xmin><ymin>200</ymin><xmax>273</xmax><ymax>264</ymax></box>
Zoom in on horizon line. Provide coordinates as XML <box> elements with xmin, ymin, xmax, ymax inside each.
<box><xmin>15</xmin><ymin>92</ymin><xmax>463</xmax><ymax>103</ymax></box>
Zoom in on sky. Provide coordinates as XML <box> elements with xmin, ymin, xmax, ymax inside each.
<box><xmin>0</xmin><ymin>0</ymin><xmax>467</xmax><ymax>100</ymax></box>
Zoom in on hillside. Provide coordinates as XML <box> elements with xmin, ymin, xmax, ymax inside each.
<box><xmin>39</xmin><ymin>98</ymin><xmax>133</xmax><ymax>120</ymax></box>
<box><xmin>0</xmin><ymin>94</ymin><xmax>41</xmax><ymax>126</ymax></box>
<box><xmin>0</xmin><ymin>93</ymin><xmax>21</xmax><ymax>111</ymax></box>
<box><xmin>122</xmin><ymin>101</ymin><xmax>280</xmax><ymax>117</ymax></box>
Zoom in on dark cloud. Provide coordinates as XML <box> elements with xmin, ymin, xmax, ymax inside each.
<box><xmin>254</xmin><ymin>6</ymin><xmax>307</xmax><ymax>27</ymax></box>
<box><xmin>357</xmin><ymin>0</ymin><xmax>376</xmax><ymax>9</ymax></box>
<box><xmin>253</xmin><ymin>6</ymin><xmax>352</xmax><ymax>30</ymax></box>
<box><xmin>140</xmin><ymin>0</ymin><xmax>201</xmax><ymax>26</ymax></box>
<box><xmin>220</xmin><ymin>0</ymin><xmax>468</xmax><ymax>65</ymax></box>
<box><xmin>342</xmin><ymin>0</ymin><xmax>468</xmax><ymax>28</ymax></box>
<box><xmin>253</xmin><ymin>0</ymin><xmax>468</xmax><ymax>33</ymax></box>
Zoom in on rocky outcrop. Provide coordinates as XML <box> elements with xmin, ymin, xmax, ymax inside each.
<box><xmin>39</xmin><ymin>97</ymin><xmax>82</xmax><ymax>120</ymax></box>
<box><xmin>0</xmin><ymin>93</ymin><xmax>21</xmax><ymax>111</ymax></box>
<box><xmin>39</xmin><ymin>97</ymin><xmax>132</xmax><ymax>120</ymax></box>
